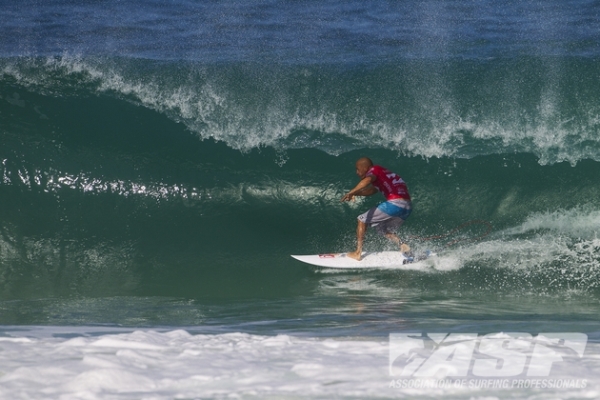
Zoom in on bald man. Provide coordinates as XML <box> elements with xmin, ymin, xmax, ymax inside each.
<box><xmin>341</xmin><ymin>157</ymin><xmax>412</xmax><ymax>260</ymax></box>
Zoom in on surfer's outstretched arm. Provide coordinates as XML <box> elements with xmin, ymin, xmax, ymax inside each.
<box><xmin>341</xmin><ymin>176</ymin><xmax>375</xmax><ymax>202</ymax></box>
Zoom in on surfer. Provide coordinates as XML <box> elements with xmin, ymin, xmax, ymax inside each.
<box><xmin>341</xmin><ymin>157</ymin><xmax>412</xmax><ymax>261</ymax></box>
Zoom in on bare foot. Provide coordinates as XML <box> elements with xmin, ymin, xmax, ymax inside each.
<box><xmin>346</xmin><ymin>250</ymin><xmax>362</xmax><ymax>261</ymax></box>
<box><xmin>400</xmin><ymin>243</ymin><xmax>411</xmax><ymax>253</ymax></box>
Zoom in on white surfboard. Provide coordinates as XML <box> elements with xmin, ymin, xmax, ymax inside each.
<box><xmin>291</xmin><ymin>251</ymin><xmax>433</xmax><ymax>269</ymax></box>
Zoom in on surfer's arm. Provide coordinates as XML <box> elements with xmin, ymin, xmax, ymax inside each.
<box><xmin>341</xmin><ymin>176</ymin><xmax>376</xmax><ymax>202</ymax></box>
<box><xmin>353</xmin><ymin>185</ymin><xmax>377</xmax><ymax>197</ymax></box>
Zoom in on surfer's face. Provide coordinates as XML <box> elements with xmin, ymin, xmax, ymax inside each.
<box><xmin>355</xmin><ymin>162</ymin><xmax>370</xmax><ymax>179</ymax></box>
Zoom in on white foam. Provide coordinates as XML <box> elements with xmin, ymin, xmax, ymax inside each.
<box><xmin>5</xmin><ymin>56</ymin><xmax>600</xmax><ymax>163</ymax></box>
<box><xmin>506</xmin><ymin>207</ymin><xmax>600</xmax><ymax>239</ymax></box>
<box><xmin>0</xmin><ymin>327</ymin><xmax>598</xmax><ymax>399</ymax></box>
<box><xmin>0</xmin><ymin>162</ymin><xmax>351</xmax><ymax>212</ymax></box>
<box><xmin>400</xmin><ymin>206</ymin><xmax>600</xmax><ymax>277</ymax></box>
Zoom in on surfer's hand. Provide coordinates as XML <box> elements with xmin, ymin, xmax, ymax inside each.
<box><xmin>341</xmin><ymin>193</ymin><xmax>354</xmax><ymax>202</ymax></box>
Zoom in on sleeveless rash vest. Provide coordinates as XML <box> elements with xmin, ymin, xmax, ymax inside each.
<box><xmin>366</xmin><ymin>165</ymin><xmax>411</xmax><ymax>201</ymax></box>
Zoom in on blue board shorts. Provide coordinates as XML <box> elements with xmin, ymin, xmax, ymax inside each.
<box><xmin>357</xmin><ymin>198</ymin><xmax>412</xmax><ymax>235</ymax></box>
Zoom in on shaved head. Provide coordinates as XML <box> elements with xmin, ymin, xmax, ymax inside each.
<box><xmin>355</xmin><ymin>157</ymin><xmax>373</xmax><ymax>178</ymax></box>
<box><xmin>356</xmin><ymin>157</ymin><xmax>373</xmax><ymax>169</ymax></box>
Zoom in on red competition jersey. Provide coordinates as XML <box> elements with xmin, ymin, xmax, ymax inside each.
<box><xmin>366</xmin><ymin>165</ymin><xmax>411</xmax><ymax>201</ymax></box>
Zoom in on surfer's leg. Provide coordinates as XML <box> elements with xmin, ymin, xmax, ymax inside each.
<box><xmin>349</xmin><ymin>206</ymin><xmax>379</xmax><ymax>261</ymax></box>
<box><xmin>384</xmin><ymin>232</ymin><xmax>410</xmax><ymax>253</ymax></box>
<box><xmin>347</xmin><ymin>220</ymin><xmax>367</xmax><ymax>260</ymax></box>
<box><xmin>378</xmin><ymin>218</ymin><xmax>410</xmax><ymax>253</ymax></box>
<box><xmin>375</xmin><ymin>200</ymin><xmax>412</xmax><ymax>254</ymax></box>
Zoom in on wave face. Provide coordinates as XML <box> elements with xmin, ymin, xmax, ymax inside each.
<box><xmin>2</xmin><ymin>56</ymin><xmax>600</xmax><ymax>301</ymax></box>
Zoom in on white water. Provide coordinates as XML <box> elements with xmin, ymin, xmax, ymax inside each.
<box><xmin>0</xmin><ymin>327</ymin><xmax>599</xmax><ymax>399</ymax></box>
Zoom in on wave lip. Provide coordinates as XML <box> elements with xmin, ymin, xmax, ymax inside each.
<box><xmin>3</xmin><ymin>56</ymin><xmax>600</xmax><ymax>164</ymax></box>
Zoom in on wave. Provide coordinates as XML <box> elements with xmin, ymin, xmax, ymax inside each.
<box><xmin>3</xmin><ymin>55</ymin><xmax>600</xmax><ymax>163</ymax></box>
<box><xmin>2</xmin><ymin>55</ymin><xmax>600</xmax><ymax>300</ymax></box>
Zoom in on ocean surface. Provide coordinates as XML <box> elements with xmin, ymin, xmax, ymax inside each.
<box><xmin>2</xmin><ymin>0</ymin><xmax>600</xmax><ymax>398</ymax></box>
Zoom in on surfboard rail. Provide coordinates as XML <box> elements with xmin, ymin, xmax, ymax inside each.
<box><xmin>291</xmin><ymin>251</ymin><xmax>433</xmax><ymax>268</ymax></box>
